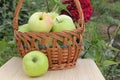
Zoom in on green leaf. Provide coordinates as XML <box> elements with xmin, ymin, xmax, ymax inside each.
<box><xmin>108</xmin><ymin>46</ymin><xmax>120</xmax><ymax>52</ymax></box>
<box><xmin>56</xmin><ymin>2</ymin><xmax>70</xmax><ymax>14</ymax></box>
<box><xmin>103</xmin><ymin>60</ymin><xmax>119</xmax><ymax>66</ymax></box>
<box><xmin>50</xmin><ymin>0</ymin><xmax>56</xmax><ymax>4</ymax></box>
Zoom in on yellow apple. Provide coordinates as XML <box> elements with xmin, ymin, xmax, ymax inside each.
<box><xmin>28</xmin><ymin>12</ymin><xmax>53</xmax><ymax>32</ymax></box>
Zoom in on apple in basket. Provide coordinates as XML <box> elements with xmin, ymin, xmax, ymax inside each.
<box><xmin>51</xmin><ymin>15</ymin><xmax>75</xmax><ymax>46</ymax></box>
<box><xmin>22</xmin><ymin>51</ymin><xmax>49</xmax><ymax>77</ymax></box>
<box><xmin>52</xmin><ymin>15</ymin><xmax>76</xmax><ymax>32</ymax></box>
<box><xmin>28</xmin><ymin>12</ymin><xmax>53</xmax><ymax>32</ymax></box>
<box><xmin>18</xmin><ymin>24</ymin><xmax>30</xmax><ymax>32</ymax></box>
<box><xmin>48</xmin><ymin>12</ymin><xmax>59</xmax><ymax>20</ymax></box>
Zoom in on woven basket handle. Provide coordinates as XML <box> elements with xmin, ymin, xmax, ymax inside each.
<box><xmin>13</xmin><ymin>0</ymin><xmax>84</xmax><ymax>30</ymax></box>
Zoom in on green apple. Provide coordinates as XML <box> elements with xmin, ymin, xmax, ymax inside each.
<box><xmin>28</xmin><ymin>12</ymin><xmax>53</xmax><ymax>32</ymax></box>
<box><xmin>22</xmin><ymin>51</ymin><xmax>49</xmax><ymax>77</ymax></box>
<box><xmin>48</xmin><ymin>12</ymin><xmax>59</xmax><ymax>20</ymax></box>
<box><xmin>52</xmin><ymin>15</ymin><xmax>76</xmax><ymax>32</ymax></box>
<box><xmin>18</xmin><ymin>24</ymin><xmax>30</xmax><ymax>32</ymax></box>
<box><xmin>57</xmin><ymin>40</ymin><xmax>72</xmax><ymax>46</ymax></box>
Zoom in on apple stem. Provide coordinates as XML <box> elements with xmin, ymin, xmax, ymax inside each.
<box><xmin>56</xmin><ymin>18</ymin><xmax>62</xmax><ymax>23</ymax></box>
<box><xmin>39</xmin><ymin>13</ymin><xmax>44</xmax><ymax>20</ymax></box>
<box><xmin>39</xmin><ymin>17</ymin><xmax>43</xmax><ymax>20</ymax></box>
<box><xmin>32</xmin><ymin>57</ymin><xmax>37</xmax><ymax>63</ymax></box>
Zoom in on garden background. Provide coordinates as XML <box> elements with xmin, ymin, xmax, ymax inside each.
<box><xmin>0</xmin><ymin>0</ymin><xmax>120</xmax><ymax>80</ymax></box>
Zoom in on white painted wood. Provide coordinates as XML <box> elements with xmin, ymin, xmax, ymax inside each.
<box><xmin>0</xmin><ymin>57</ymin><xmax>105</xmax><ymax>80</ymax></box>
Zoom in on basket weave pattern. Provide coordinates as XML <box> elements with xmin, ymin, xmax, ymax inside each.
<box><xmin>13</xmin><ymin>0</ymin><xmax>84</xmax><ymax>70</ymax></box>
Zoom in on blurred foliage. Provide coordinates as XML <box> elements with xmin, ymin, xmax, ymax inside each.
<box><xmin>83</xmin><ymin>22</ymin><xmax>120</xmax><ymax>80</ymax></box>
<box><xmin>83</xmin><ymin>1</ymin><xmax>120</xmax><ymax>80</ymax></box>
<box><xmin>0</xmin><ymin>0</ymin><xmax>120</xmax><ymax>80</ymax></box>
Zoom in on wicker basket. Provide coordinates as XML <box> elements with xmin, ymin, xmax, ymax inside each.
<box><xmin>13</xmin><ymin>0</ymin><xmax>84</xmax><ymax>70</ymax></box>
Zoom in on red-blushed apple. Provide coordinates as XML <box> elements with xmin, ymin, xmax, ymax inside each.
<box><xmin>22</xmin><ymin>51</ymin><xmax>49</xmax><ymax>77</ymax></box>
<box><xmin>18</xmin><ymin>24</ymin><xmax>30</xmax><ymax>32</ymax></box>
<box><xmin>28</xmin><ymin>12</ymin><xmax>53</xmax><ymax>32</ymax></box>
<box><xmin>52</xmin><ymin>15</ymin><xmax>76</xmax><ymax>32</ymax></box>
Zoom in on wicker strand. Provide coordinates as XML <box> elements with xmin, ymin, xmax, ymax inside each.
<box><xmin>13</xmin><ymin>0</ymin><xmax>23</xmax><ymax>30</ymax></box>
<box><xmin>73</xmin><ymin>0</ymin><xmax>84</xmax><ymax>27</ymax></box>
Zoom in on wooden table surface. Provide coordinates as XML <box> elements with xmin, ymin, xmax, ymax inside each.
<box><xmin>0</xmin><ymin>57</ymin><xmax>105</xmax><ymax>80</ymax></box>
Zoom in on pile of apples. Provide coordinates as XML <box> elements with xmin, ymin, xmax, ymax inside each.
<box><xmin>18</xmin><ymin>12</ymin><xmax>76</xmax><ymax>33</ymax></box>
<box><xmin>20</xmin><ymin>12</ymin><xmax>76</xmax><ymax>77</ymax></box>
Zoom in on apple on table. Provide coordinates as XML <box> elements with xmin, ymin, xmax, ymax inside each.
<box><xmin>22</xmin><ymin>51</ymin><xmax>49</xmax><ymax>77</ymax></box>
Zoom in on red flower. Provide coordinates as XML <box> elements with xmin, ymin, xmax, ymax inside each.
<box><xmin>61</xmin><ymin>0</ymin><xmax>93</xmax><ymax>23</ymax></box>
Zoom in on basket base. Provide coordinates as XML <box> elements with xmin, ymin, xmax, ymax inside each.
<box><xmin>48</xmin><ymin>62</ymin><xmax>76</xmax><ymax>71</ymax></box>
